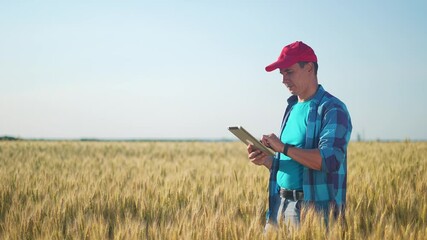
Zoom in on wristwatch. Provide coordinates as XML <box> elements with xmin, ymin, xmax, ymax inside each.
<box><xmin>282</xmin><ymin>143</ymin><xmax>293</xmax><ymax>156</ymax></box>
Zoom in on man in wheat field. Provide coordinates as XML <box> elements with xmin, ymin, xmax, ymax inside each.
<box><xmin>247</xmin><ymin>41</ymin><xmax>352</xmax><ymax>230</ymax></box>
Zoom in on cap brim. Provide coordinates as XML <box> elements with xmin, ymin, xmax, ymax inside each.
<box><xmin>265</xmin><ymin>62</ymin><xmax>280</xmax><ymax>72</ymax></box>
<box><xmin>265</xmin><ymin>58</ymin><xmax>295</xmax><ymax>72</ymax></box>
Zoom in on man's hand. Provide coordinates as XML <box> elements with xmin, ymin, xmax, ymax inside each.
<box><xmin>261</xmin><ymin>133</ymin><xmax>285</xmax><ymax>153</ymax></box>
<box><xmin>247</xmin><ymin>144</ymin><xmax>272</xmax><ymax>169</ymax></box>
<box><xmin>262</xmin><ymin>133</ymin><xmax>323</xmax><ymax>170</ymax></box>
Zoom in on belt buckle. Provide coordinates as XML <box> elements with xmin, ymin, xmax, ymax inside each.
<box><xmin>280</xmin><ymin>188</ymin><xmax>299</xmax><ymax>201</ymax></box>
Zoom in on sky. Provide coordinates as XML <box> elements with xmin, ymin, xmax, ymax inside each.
<box><xmin>1</xmin><ymin>0</ymin><xmax>426</xmax><ymax>140</ymax></box>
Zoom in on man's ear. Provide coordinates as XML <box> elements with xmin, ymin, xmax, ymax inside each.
<box><xmin>307</xmin><ymin>62</ymin><xmax>314</xmax><ymax>73</ymax></box>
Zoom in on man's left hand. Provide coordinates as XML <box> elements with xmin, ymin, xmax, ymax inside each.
<box><xmin>261</xmin><ymin>133</ymin><xmax>285</xmax><ymax>153</ymax></box>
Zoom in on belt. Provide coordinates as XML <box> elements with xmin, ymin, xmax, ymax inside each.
<box><xmin>279</xmin><ymin>188</ymin><xmax>304</xmax><ymax>201</ymax></box>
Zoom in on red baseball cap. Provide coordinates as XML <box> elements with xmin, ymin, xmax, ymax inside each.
<box><xmin>265</xmin><ymin>41</ymin><xmax>317</xmax><ymax>72</ymax></box>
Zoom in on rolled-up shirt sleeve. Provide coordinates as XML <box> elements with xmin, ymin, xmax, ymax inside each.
<box><xmin>318</xmin><ymin>105</ymin><xmax>352</xmax><ymax>173</ymax></box>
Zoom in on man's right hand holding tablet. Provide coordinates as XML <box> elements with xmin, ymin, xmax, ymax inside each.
<box><xmin>247</xmin><ymin>144</ymin><xmax>273</xmax><ymax>169</ymax></box>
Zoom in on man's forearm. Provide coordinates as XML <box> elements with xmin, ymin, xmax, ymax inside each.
<box><xmin>286</xmin><ymin>147</ymin><xmax>322</xmax><ymax>171</ymax></box>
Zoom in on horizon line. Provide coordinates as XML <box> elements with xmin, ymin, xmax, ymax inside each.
<box><xmin>0</xmin><ymin>135</ymin><xmax>426</xmax><ymax>143</ymax></box>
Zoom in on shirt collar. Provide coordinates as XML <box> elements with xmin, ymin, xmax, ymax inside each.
<box><xmin>287</xmin><ymin>84</ymin><xmax>326</xmax><ymax>105</ymax></box>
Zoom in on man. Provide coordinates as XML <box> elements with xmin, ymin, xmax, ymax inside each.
<box><xmin>247</xmin><ymin>41</ymin><xmax>352</xmax><ymax>229</ymax></box>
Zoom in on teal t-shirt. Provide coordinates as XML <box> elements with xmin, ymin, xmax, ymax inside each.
<box><xmin>277</xmin><ymin>100</ymin><xmax>311</xmax><ymax>190</ymax></box>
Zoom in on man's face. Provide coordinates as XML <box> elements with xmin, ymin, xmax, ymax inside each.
<box><xmin>279</xmin><ymin>63</ymin><xmax>312</xmax><ymax>96</ymax></box>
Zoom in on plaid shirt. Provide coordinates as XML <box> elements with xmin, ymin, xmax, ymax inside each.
<box><xmin>267</xmin><ymin>85</ymin><xmax>352</xmax><ymax>219</ymax></box>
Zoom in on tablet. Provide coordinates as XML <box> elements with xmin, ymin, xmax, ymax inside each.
<box><xmin>228</xmin><ymin>126</ymin><xmax>275</xmax><ymax>156</ymax></box>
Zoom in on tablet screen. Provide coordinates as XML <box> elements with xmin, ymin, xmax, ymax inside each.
<box><xmin>228</xmin><ymin>126</ymin><xmax>275</xmax><ymax>156</ymax></box>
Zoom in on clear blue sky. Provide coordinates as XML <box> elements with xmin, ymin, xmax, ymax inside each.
<box><xmin>1</xmin><ymin>0</ymin><xmax>426</xmax><ymax>140</ymax></box>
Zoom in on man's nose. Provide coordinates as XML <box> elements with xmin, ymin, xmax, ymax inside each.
<box><xmin>282</xmin><ymin>74</ymin><xmax>289</xmax><ymax>83</ymax></box>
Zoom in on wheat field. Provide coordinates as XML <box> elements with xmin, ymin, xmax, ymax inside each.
<box><xmin>0</xmin><ymin>141</ymin><xmax>426</xmax><ymax>239</ymax></box>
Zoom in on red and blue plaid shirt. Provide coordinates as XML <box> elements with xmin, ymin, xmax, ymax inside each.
<box><xmin>267</xmin><ymin>85</ymin><xmax>352</xmax><ymax>218</ymax></box>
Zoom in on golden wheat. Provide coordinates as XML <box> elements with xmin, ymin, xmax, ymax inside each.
<box><xmin>0</xmin><ymin>141</ymin><xmax>426</xmax><ymax>239</ymax></box>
